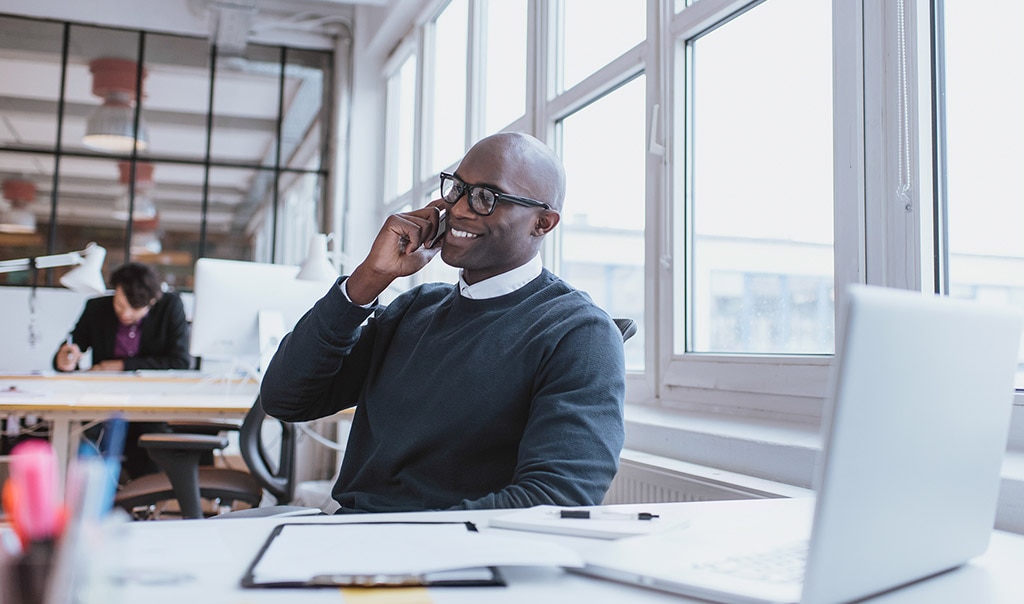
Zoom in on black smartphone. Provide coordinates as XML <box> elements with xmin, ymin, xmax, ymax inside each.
<box><xmin>427</xmin><ymin>209</ymin><xmax>447</xmax><ymax>248</ymax></box>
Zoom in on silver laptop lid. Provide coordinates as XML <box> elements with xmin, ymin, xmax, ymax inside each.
<box><xmin>803</xmin><ymin>285</ymin><xmax>1023</xmax><ymax>603</ymax></box>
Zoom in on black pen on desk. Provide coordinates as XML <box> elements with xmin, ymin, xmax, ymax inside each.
<box><xmin>557</xmin><ymin>509</ymin><xmax>660</xmax><ymax>520</ymax></box>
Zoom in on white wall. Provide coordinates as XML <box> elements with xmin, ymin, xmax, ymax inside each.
<box><xmin>0</xmin><ymin>286</ymin><xmax>90</xmax><ymax>373</ymax></box>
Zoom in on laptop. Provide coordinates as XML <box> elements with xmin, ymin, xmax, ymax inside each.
<box><xmin>581</xmin><ymin>284</ymin><xmax>1024</xmax><ymax>603</ymax></box>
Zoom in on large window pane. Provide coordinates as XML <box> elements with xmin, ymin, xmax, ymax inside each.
<box><xmin>386</xmin><ymin>54</ymin><xmax>417</xmax><ymax>199</ymax></box>
<box><xmin>560</xmin><ymin>76</ymin><xmax>646</xmax><ymax>371</ymax></box>
<box><xmin>681</xmin><ymin>0</ymin><xmax>833</xmax><ymax>355</ymax></box>
<box><xmin>210</xmin><ymin>44</ymin><xmax>282</xmax><ymax>168</ymax></box>
<box><xmin>143</xmin><ymin>33</ymin><xmax>212</xmax><ymax>161</ymax></box>
<box><xmin>430</xmin><ymin>0</ymin><xmax>469</xmax><ymax>174</ymax></box>
<box><xmin>941</xmin><ymin>0</ymin><xmax>1024</xmax><ymax>387</ymax></box>
<box><xmin>0</xmin><ymin>152</ymin><xmax>54</xmax><ymax>286</ymax></box>
<box><xmin>483</xmin><ymin>0</ymin><xmax>527</xmax><ymax>134</ymax></box>
<box><xmin>560</xmin><ymin>0</ymin><xmax>646</xmax><ymax>92</ymax></box>
<box><xmin>0</xmin><ymin>17</ymin><xmax>64</xmax><ymax>148</ymax></box>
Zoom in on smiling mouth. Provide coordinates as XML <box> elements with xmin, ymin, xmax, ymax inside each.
<box><xmin>449</xmin><ymin>227</ymin><xmax>479</xmax><ymax>239</ymax></box>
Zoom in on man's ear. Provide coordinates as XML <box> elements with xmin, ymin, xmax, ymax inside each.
<box><xmin>533</xmin><ymin>210</ymin><xmax>560</xmax><ymax>236</ymax></box>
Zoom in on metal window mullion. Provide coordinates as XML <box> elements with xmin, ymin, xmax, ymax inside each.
<box><xmin>44</xmin><ymin>23</ymin><xmax>72</xmax><ymax>286</ymax></box>
<box><xmin>199</xmin><ymin>43</ymin><xmax>218</xmax><ymax>260</ymax></box>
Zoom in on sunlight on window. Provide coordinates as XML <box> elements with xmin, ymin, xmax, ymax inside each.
<box><xmin>560</xmin><ymin>76</ymin><xmax>646</xmax><ymax>371</ymax></box>
<box><xmin>431</xmin><ymin>0</ymin><xmax>468</xmax><ymax>174</ymax></box>
<box><xmin>483</xmin><ymin>0</ymin><xmax>527</xmax><ymax>134</ymax></box>
<box><xmin>941</xmin><ymin>1</ymin><xmax>1024</xmax><ymax>386</ymax></box>
<box><xmin>680</xmin><ymin>0</ymin><xmax>833</xmax><ymax>355</ymax></box>
<box><xmin>388</xmin><ymin>55</ymin><xmax>417</xmax><ymax>198</ymax></box>
<box><xmin>561</xmin><ymin>0</ymin><xmax>646</xmax><ymax>92</ymax></box>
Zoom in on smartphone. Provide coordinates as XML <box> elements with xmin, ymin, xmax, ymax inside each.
<box><xmin>427</xmin><ymin>209</ymin><xmax>447</xmax><ymax>248</ymax></box>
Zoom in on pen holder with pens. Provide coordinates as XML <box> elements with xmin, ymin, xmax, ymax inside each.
<box><xmin>1</xmin><ymin>418</ymin><xmax>126</xmax><ymax>604</ymax></box>
<box><xmin>3</xmin><ymin>539</ymin><xmax>55</xmax><ymax>604</ymax></box>
<box><xmin>1</xmin><ymin>439</ymin><xmax>63</xmax><ymax>604</ymax></box>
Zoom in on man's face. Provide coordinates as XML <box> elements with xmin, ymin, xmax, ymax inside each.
<box><xmin>112</xmin><ymin>286</ymin><xmax>152</xmax><ymax>325</ymax></box>
<box><xmin>439</xmin><ymin>145</ymin><xmax>550</xmax><ymax>284</ymax></box>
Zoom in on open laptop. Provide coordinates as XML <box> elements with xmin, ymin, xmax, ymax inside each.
<box><xmin>581</xmin><ymin>284</ymin><xmax>1024</xmax><ymax>603</ymax></box>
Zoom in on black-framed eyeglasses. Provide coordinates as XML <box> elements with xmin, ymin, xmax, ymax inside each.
<box><xmin>439</xmin><ymin>172</ymin><xmax>551</xmax><ymax>216</ymax></box>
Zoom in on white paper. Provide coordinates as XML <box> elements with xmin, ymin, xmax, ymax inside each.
<box><xmin>248</xmin><ymin>522</ymin><xmax>583</xmax><ymax>585</ymax></box>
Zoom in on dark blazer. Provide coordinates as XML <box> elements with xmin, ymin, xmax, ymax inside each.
<box><xmin>53</xmin><ymin>293</ymin><xmax>191</xmax><ymax>371</ymax></box>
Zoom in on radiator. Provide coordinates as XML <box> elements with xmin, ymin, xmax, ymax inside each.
<box><xmin>603</xmin><ymin>449</ymin><xmax>811</xmax><ymax>505</ymax></box>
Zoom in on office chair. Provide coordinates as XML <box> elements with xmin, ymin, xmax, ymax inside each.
<box><xmin>614</xmin><ymin>318</ymin><xmax>637</xmax><ymax>343</ymax></box>
<box><xmin>113</xmin><ymin>396</ymin><xmax>296</xmax><ymax>519</ymax></box>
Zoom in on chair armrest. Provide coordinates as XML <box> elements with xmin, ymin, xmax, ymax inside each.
<box><xmin>165</xmin><ymin>420</ymin><xmax>240</xmax><ymax>434</ymax></box>
<box><xmin>138</xmin><ymin>433</ymin><xmax>228</xmax><ymax>452</ymax></box>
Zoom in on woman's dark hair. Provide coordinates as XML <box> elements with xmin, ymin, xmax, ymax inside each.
<box><xmin>109</xmin><ymin>263</ymin><xmax>163</xmax><ymax>309</ymax></box>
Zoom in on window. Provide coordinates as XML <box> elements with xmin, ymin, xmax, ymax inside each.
<box><xmin>429</xmin><ymin>0</ymin><xmax>469</xmax><ymax>175</ymax></box>
<box><xmin>559</xmin><ymin>0</ymin><xmax>646</xmax><ymax>92</ymax></box>
<box><xmin>559</xmin><ymin>76</ymin><xmax>647</xmax><ymax>371</ymax></box>
<box><xmin>938</xmin><ymin>0</ymin><xmax>1024</xmax><ymax>388</ymax></box>
<box><xmin>385</xmin><ymin>53</ymin><xmax>418</xmax><ymax>199</ymax></box>
<box><xmin>0</xmin><ymin>16</ymin><xmax>332</xmax><ymax>290</ymax></box>
<box><xmin>374</xmin><ymin>0</ymin><xmax>1020</xmax><ymax>423</ymax></box>
<box><xmin>680</xmin><ymin>0</ymin><xmax>834</xmax><ymax>356</ymax></box>
<box><xmin>482</xmin><ymin>0</ymin><xmax>528</xmax><ymax>134</ymax></box>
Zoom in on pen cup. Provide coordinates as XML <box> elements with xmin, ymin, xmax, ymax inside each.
<box><xmin>11</xmin><ymin>539</ymin><xmax>55</xmax><ymax>604</ymax></box>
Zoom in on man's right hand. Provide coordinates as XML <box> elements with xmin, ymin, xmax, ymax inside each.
<box><xmin>56</xmin><ymin>343</ymin><xmax>82</xmax><ymax>372</ymax></box>
<box><xmin>346</xmin><ymin>201</ymin><xmax>446</xmax><ymax>305</ymax></box>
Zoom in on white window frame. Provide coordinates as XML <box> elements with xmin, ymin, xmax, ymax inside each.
<box><xmin>375</xmin><ymin>0</ymin><xmax>1024</xmax><ymax>435</ymax></box>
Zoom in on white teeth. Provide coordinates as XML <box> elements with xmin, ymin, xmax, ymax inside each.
<box><xmin>449</xmin><ymin>228</ymin><xmax>478</xmax><ymax>239</ymax></box>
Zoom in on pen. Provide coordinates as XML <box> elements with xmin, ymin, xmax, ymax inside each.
<box><xmin>9</xmin><ymin>439</ymin><xmax>62</xmax><ymax>541</ymax></box>
<box><xmin>557</xmin><ymin>509</ymin><xmax>660</xmax><ymax>520</ymax></box>
<box><xmin>64</xmin><ymin>334</ymin><xmax>74</xmax><ymax>361</ymax></box>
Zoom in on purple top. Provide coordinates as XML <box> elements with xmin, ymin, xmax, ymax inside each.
<box><xmin>112</xmin><ymin>322</ymin><xmax>142</xmax><ymax>359</ymax></box>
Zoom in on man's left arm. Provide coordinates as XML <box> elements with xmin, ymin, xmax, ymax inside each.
<box><xmin>452</xmin><ymin>316</ymin><xmax>626</xmax><ymax>509</ymax></box>
<box><xmin>123</xmin><ymin>295</ymin><xmax>192</xmax><ymax>371</ymax></box>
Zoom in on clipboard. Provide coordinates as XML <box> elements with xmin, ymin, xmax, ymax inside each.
<box><xmin>241</xmin><ymin>522</ymin><xmax>505</xmax><ymax>588</ymax></box>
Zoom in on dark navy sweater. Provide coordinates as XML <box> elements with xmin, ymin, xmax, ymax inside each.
<box><xmin>260</xmin><ymin>269</ymin><xmax>625</xmax><ymax>513</ymax></box>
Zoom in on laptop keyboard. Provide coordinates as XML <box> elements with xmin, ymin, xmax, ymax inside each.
<box><xmin>692</xmin><ymin>541</ymin><xmax>808</xmax><ymax>585</ymax></box>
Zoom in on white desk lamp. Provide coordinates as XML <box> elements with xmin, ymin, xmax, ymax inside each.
<box><xmin>296</xmin><ymin>233</ymin><xmax>339</xmax><ymax>282</ymax></box>
<box><xmin>0</xmin><ymin>242</ymin><xmax>108</xmax><ymax>295</ymax></box>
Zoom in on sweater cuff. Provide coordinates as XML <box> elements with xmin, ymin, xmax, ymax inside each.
<box><xmin>324</xmin><ymin>276</ymin><xmax>377</xmax><ymax>331</ymax></box>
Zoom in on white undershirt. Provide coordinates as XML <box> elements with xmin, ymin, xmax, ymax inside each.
<box><xmin>341</xmin><ymin>254</ymin><xmax>543</xmax><ymax>306</ymax></box>
<box><xmin>458</xmin><ymin>254</ymin><xmax>543</xmax><ymax>300</ymax></box>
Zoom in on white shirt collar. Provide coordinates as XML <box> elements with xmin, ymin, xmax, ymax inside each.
<box><xmin>458</xmin><ymin>254</ymin><xmax>543</xmax><ymax>299</ymax></box>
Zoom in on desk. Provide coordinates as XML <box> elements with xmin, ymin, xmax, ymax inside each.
<box><xmin>92</xmin><ymin>499</ymin><xmax>1024</xmax><ymax>603</ymax></box>
<box><xmin>0</xmin><ymin>373</ymin><xmax>257</xmax><ymax>487</ymax></box>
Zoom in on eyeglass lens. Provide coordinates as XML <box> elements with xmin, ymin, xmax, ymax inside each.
<box><xmin>441</xmin><ymin>175</ymin><xmax>495</xmax><ymax>215</ymax></box>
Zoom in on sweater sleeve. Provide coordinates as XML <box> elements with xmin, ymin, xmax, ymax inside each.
<box><xmin>450</xmin><ymin>312</ymin><xmax>626</xmax><ymax>510</ymax></box>
<box><xmin>260</xmin><ymin>278</ymin><xmax>377</xmax><ymax>422</ymax></box>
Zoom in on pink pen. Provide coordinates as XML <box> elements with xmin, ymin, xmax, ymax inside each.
<box><xmin>9</xmin><ymin>439</ymin><xmax>61</xmax><ymax>541</ymax></box>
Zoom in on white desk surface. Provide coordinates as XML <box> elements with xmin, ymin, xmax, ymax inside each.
<box><xmin>94</xmin><ymin>499</ymin><xmax>1024</xmax><ymax>603</ymax></box>
<box><xmin>0</xmin><ymin>372</ymin><xmax>258</xmax><ymax>488</ymax></box>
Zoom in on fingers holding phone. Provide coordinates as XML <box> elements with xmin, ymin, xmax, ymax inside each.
<box><xmin>347</xmin><ymin>201</ymin><xmax>448</xmax><ymax>304</ymax></box>
<box><xmin>426</xmin><ymin>207</ymin><xmax>447</xmax><ymax>249</ymax></box>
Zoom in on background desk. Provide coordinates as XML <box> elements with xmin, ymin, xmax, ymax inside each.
<box><xmin>0</xmin><ymin>373</ymin><xmax>257</xmax><ymax>486</ymax></box>
<box><xmin>95</xmin><ymin>499</ymin><xmax>1024</xmax><ymax>603</ymax></box>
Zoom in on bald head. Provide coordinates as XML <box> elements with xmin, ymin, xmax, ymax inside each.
<box><xmin>461</xmin><ymin>132</ymin><xmax>566</xmax><ymax>212</ymax></box>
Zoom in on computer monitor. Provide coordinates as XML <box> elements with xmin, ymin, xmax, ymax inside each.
<box><xmin>188</xmin><ymin>258</ymin><xmax>336</xmax><ymax>374</ymax></box>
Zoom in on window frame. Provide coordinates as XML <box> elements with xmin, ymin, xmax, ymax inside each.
<box><xmin>377</xmin><ymin>0</ymin><xmax>1024</xmax><ymax>429</ymax></box>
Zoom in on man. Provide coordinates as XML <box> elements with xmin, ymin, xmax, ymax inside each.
<box><xmin>53</xmin><ymin>261</ymin><xmax>191</xmax><ymax>478</ymax></box>
<box><xmin>261</xmin><ymin>132</ymin><xmax>625</xmax><ymax>513</ymax></box>
<box><xmin>54</xmin><ymin>262</ymin><xmax>191</xmax><ymax>373</ymax></box>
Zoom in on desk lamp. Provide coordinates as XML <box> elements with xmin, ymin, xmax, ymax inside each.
<box><xmin>296</xmin><ymin>233</ymin><xmax>339</xmax><ymax>282</ymax></box>
<box><xmin>0</xmin><ymin>242</ymin><xmax>108</xmax><ymax>295</ymax></box>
